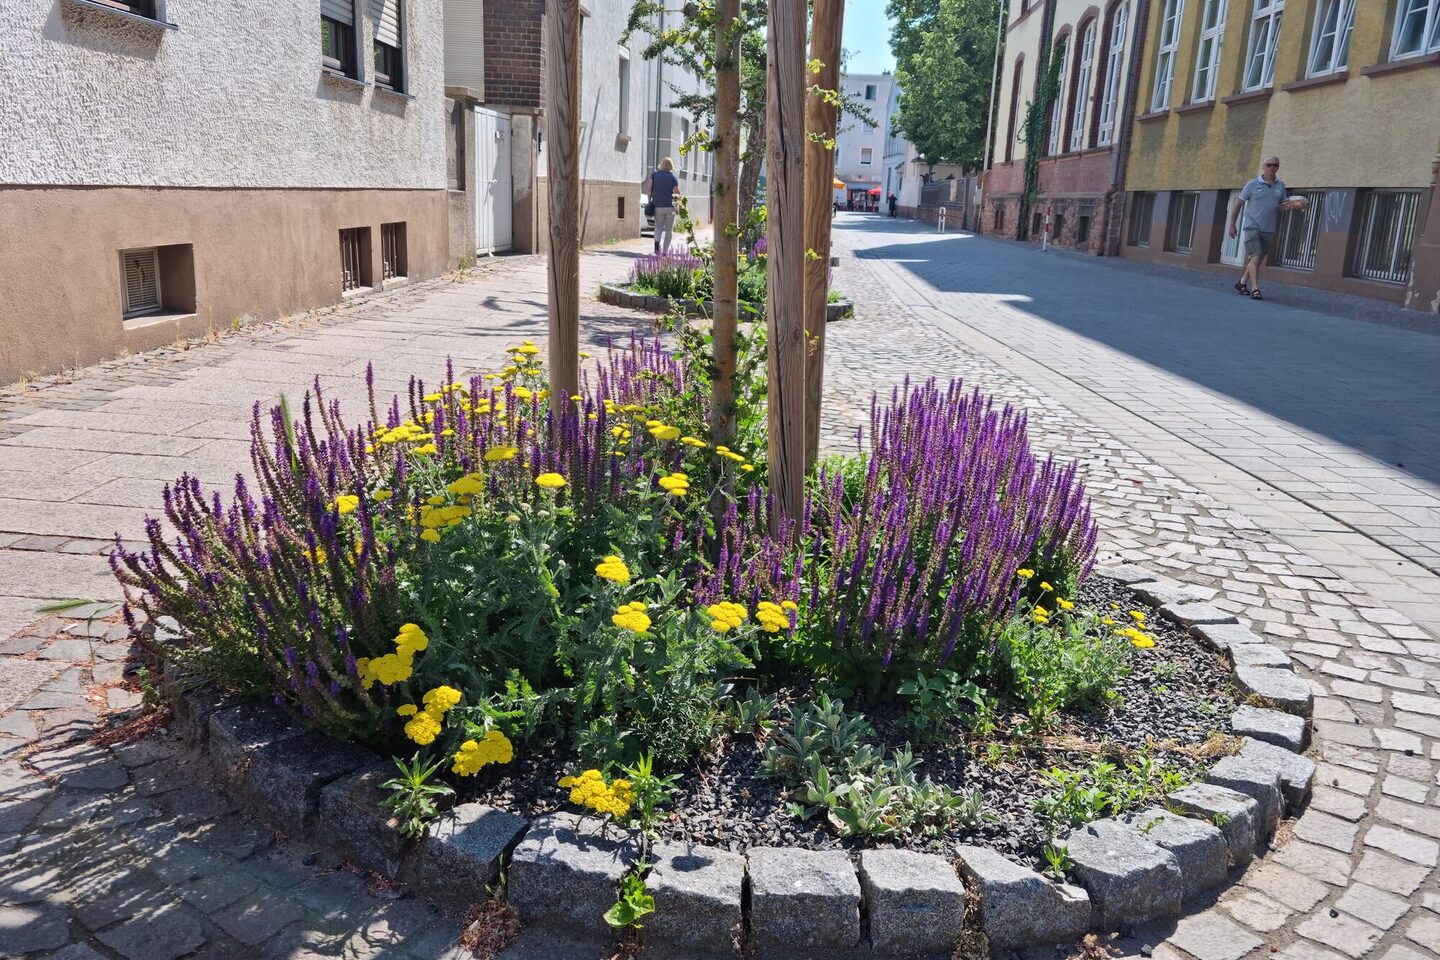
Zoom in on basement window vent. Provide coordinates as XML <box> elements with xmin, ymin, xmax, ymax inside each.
<box><xmin>122</xmin><ymin>248</ymin><xmax>163</xmax><ymax>319</ymax></box>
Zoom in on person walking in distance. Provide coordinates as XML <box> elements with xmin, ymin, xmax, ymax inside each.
<box><xmin>887</xmin><ymin>193</ymin><xmax>898</xmax><ymax>218</ymax></box>
<box><xmin>644</xmin><ymin>158</ymin><xmax>679</xmax><ymax>254</ymax></box>
<box><xmin>1228</xmin><ymin>155</ymin><xmax>1307</xmax><ymax>301</ymax></box>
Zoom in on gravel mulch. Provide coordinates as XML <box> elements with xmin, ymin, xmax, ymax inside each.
<box><xmin>462</xmin><ymin>577</ymin><xmax>1236</xmax><ymax>867</ymax></box>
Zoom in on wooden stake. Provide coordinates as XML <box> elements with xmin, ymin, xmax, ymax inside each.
<box><xmin>802</xmin><ymin>0</ymin><xmax>843</xmax><ymax>471</ymax></box>
<box><xmin>766</xmin><ymin>0</ymin><xmax>806</xmax><ymax>526</ymax></box>
<box><xmin>711</xmin><ymin>0</ymin><xmax>742</xmax><ymax>449</ymax></box>
<box><xmin>545</xmin><ymin>0</ymin><xmax>581</xmax><ymax>401</ymax></box>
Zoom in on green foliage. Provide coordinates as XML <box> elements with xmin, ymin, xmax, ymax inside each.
<box><xmin>1041</xmin><ymin>843</ymin><xmax>1073</xmax><ymax>880</ymax></box>
<box><xmin>381</xmin><ymin>753</ymin><xmax>455</xmax><ymax>840</ymax></box>
<box><xmin>1017</xmin><ymin>51</ymin><xmax>1063</xmax><ymax>237</ymax></box>
<box><xmin>1033</xmin><ymin>754</ymin><xmax>1194</xmax><ymax>838</ymax></box>
<box><xmin>604</xmin><ymin>869</ymin><xmax>655</xmax><ymax>929</ymax></box>
<box><xmin>993</xmin><ymin>604</ymin><xmax>1133</xmax><ymax>735</ymax></box>
<box><xmin>764</xmin><ymin>696</ymin><xmax>994</xmax><ymax>839</ymax></box>
<box><xmin>897</xmin><ymin>668</ymin><xmax>994</xmax><ymax>741</ymax></box>
<box><xmin>731</xmin><ymin>686</ymin><xmax>778</xmax><ymax>732</ymax></box>
<box><xmin>887</xmin><ymin>0</ymin><xmax>1001</xmax><ymax>169</ymax></box>
<box><xmin>619</xmin><ymin>752</ymin><xmax>682</xmax><ymax>838</ymax></box>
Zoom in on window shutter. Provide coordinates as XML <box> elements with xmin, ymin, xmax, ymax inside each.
<box><xmin>322</xmin><ymin>0</ymin><xmax>355</xmax><ymax>25</ymax></box>
<box><xmin>122</xmin><ymin>249</ymin><xmax>161</xmax><ymax>317</ymax></box>
<box><xmin>372</xmin><ymin>0</ymin><xmax>401</xmax><ymax>47</ymax></box>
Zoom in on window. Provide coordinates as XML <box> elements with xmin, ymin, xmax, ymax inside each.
<box><xmin>1166</xmin><ymin>192</ymin><xmax>1199</xmax><ymax>253</ymax></box>
<box><xmin>995</xmin><ymin>205</ymin><xmax>1006</xmax><ymax>232</ymax></box>
<box><xmin>1128</xmin><ymin>192</ymin><xmax>1155</xmax><ymax>246</ymax></box>
<box><xmin>618</xmin><ymin>196</ymin><xmax>626</xmax><ymax>220</ymax></box>
<box><xmin>1151</xmin><ymin>0</ymin><xmax>1184</xmax><ymax>111</ymax></box>
<box><xmin>1354</xmin><ymin>190</ymin><xmax>1419</xmax><ymax>284</ymax></box>
<box><xmin>121</xmin><ymin>249</ymin><xmax>162</xmax><ymax>319</ymax></box>
<box><xmin>1391</xmin><ymin>0</ymin><xmax>1440</xmax><ymax>59</ymax></box>
<box><xmin>92</xmin><ymin>0</ymin><xmax>157</xmax><ymax>15</ymax></box>
<box><xmin>1192</xmin><ymin>0</ymin><xmax>1229</xmax><ymax>101</ymax></box>
<box><xmin>860</xmin><ymin>147</ymin><xmax>873</xmax><ymax>165</ymax></box>
<box><xmin>1053</xmin><ymin>213</ymin><xmax>1066</xmax><ymax>239</ymax></box>
<box><xmin>865</xmin><ymin>83</ymin><xmax>878</xmax><ymax>100</ymax></box>
<box><xmin>1307</xmin><ymin>0</ymin><xmax>1355</xmax><ymax>75</ymax></box>
<box><xmin>1274</xmin><ymin>190</ymin><xmax>1324</xmax><ymax>270</ymax></box>
<box><xmin>1046</xmin><ymin>38</ymin><xmax>1069</xmax><ymax>155</ymax></box>
<box><xmin>381</xmin><ymin>222</ymin><xmax>406</xmax><ymax>280</ymax></box>
<box><xmin>322</xmin><ymin>0</ymin><xmax>358</xmax><ymax>78</ymax></box>
<box><xmin>372</xmin><ymin>0</ymin><xmax>403</xmax><ymax>91</ymax></box>
<box><xmin>1070</xmin><ymin>22</ymin><xmax>1096</xmax><ymax>151</ymax></box>
<box><xmin>1096</xmin><ymin>3</ymin><xmax>1128</xmax><ymax>145</ymax></box>
<box><xmin>1078</xmin><ymin>215</ymin><xmax>1092</xmax><ymax>243</ymax></box>
<box><xmin>618</xmin><ymin>50</ymin><xmax>631</xmax><ymax>135</ymax></box>
<box><xmin>1005</xmin><ymin>56</ymin><xmax>1024</xmax><ymax>161</ymax></box>
<box><xmin>1241</xmin><ymin>0</ymin><xmax>1284</xmax><ymax>91</ymax></box>
<box><xmin>340</xmin><ymin>228</ymin><xmax>372</xmax><ymax>292</ymax></box>
<box><xmin>681</xmin><ymin>118</ymin><xmax>691</xmax><ymax>177</ymax></box>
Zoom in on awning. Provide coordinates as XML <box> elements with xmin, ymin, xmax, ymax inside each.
<box><xmin>868</xmin><ymin>187</ymin><xmax>882</xmax><ymax>195</ymax></box>
<box><xmin>832</xmin><ymin>178</ymin><xmax>845</xmax><ymax>189</ymax></box>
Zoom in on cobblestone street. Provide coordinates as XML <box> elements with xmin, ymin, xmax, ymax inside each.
<box><xmin>2</xmin><ymin>219</ymin><xmax>1438</xmax><ymax>959</ymax></box>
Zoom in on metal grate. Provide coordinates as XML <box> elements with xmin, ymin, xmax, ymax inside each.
<box><xmin>1220</xmin><ymin>191</ymin><xmax>1246</xmax><ymax>265</ymax></box>
<box><xmin>381</xmin><ymin>222</ymin><xmax>405</xmax><ymax>281</ymax></box>
<box><xmin>121</xmin><ymin>248</ymin><xmax>162</xmax><ymax>318</ymax></box>
<box><xmin>340</xmin><ymin>228</ymin><xmax>365</xmax><ymax>291</ymax></box>
<box><xmin>1354</xmin><ymin>190</ymin><xmax>1419</xmax><ymax>285</ymax></box>
<box><xmin>1129</xmin><ymin>192</ymin><xmax>1155</xmax><ymax>247</ymax></box>
<box><xmin>1274</xmin><ymin>190</ymin><xmax>1325</xmax><ymax>270</ymax></box>
<box><xmin>1166</xmin><ymin>192</ymin><xmax>1199</xmax><ymax>254</ymax></box>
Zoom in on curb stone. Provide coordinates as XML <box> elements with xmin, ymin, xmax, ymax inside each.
<box><xmin>597</xmin><ymin>282</ymin><xmax>855</xmax><ymax>322</ymax></box>
<box><xmin>164</xmin><ymin>559</ymin><xmax>1318</xmax><ymax>953</ymax></box>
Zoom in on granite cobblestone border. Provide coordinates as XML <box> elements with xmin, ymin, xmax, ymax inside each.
<box><xmin>161</xmin><ymin>562</ymin><xmax>1316</xmax><ymax>957</ymax></box>
<box><xmin>598</xmin><ymin>282</ymin><xmax>856</xmax><ymax>322</ymax></box>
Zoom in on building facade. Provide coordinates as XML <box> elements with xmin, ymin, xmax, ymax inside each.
<box><xmin>983</xmin><ymin>0</ymin><xmax>1151</xmax><ymax>254</ymax></box>
<box><xmin>1120</xmin><ymin>0</ymin><xmax>1440</xmax><ymax>310</ymax></box>
<box><xmin>0</xmin><ymin>0</ymin><xmax>448</xmax><ymax>383</ymax></box>
<box><xmin>835</xmin><ymin>73</ymin><xmax>894</xmax><ymax>210</ymax></box>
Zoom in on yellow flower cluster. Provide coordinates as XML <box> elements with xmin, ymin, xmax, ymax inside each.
<box><xmin>1032</xmin><ymin>605</ymin><xmax>1051</xmax><ymax>625</ymax></box>
<box><xmin>485</xmin><ymin>445</ymin><xmax>519</xmax><ymax>462</ymax></box>
<box><xmin>612</xmin><ymin>601</ymin><xmax>651</xmax><ymax>633</ymax></box>
<box><xmin>535</xmin><ymin>472</ymin><xmax>566</xmax><ymax>490</ymax></box>
<box><xmin>453</xmin><ymin>731</ymin><xmax>514</xmax><ymax>776</ymax></box>
<box><xmin>595</xmin><ymin>555</ymin><xmax>631</xmax><ymax>583</ymax></box>
<box><xmin>332</xmin><ymin>494</ymin><xmax>360</xmax><ymax>515</ymax></box>
<box><xmin>446</xmin><ymin>473</ymin><xmax>485</xmax><ymax>497</ymax></box>
<box><xmin>373</xmin><ymin>421</ymin><xmax>435</xmax><ymax>448</ymax></box>
<box><xmin>558</xmin><ymin>769</ymin><xmax>634</xmax><ymax>818</ymax></box>
<box><xmin>1017</xmin><ymin>568</ymin><xmax>1035</xmax><ymax>579</ymax></box>
<box><xmin>755</xmin><ymin>600</ymin><xmax>797</xmax><ymax>633</ymax></box>
<box><xmin>706</xmin><ymin>601</ymin><xmax>749</xmax><ymax>633</ymax></box>
<box><xmin>1055</xmin><ymin>597</ymin><xmax>1074</xmax><ymax>611</ymax></box>
<box><xmin>610</xmin><ymin>424</ymin><xmax>635</xmax><ymax>442</ymax></box>
<box><xmin>646</xmin><ymin>420</ymin><xmax>682</xmax><ymax>441</ymax></box>
<box><xmin>394</xmin><ymin>683</ymin><xmax>462</xmax><ymax>746</ymax></box>
<box><xmin>307</xmin><ymin>545</ymin><xmax>329</xmax><ymax>565</ymax></box>
<box><xmin>714</xmin><ymin>445</ymin><xmax>748</xmax><ymax>465</ymax></box>
<box><xmin>680</xmin><ymin>436</ymin><xmax>708</xmax><ymax>448</ymax></box>
<box><xmin>1120</xmin><ymin>626</ymin><xmax>1155</xmax><ymax>648</ymax></box>
<box><xmin>657</xmin><ymin>471</ymin><xmax>690</xmax><ymax>497</ymax></box>
<box><xmin>357</xmin><ymin>623</ymin><xmax>428</xmax><ymax>688</ymax></box>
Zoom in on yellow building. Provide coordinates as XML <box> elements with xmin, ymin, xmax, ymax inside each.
<box><xmin>1120</xmin><ymin>0</ymin><xmax>1440</xmax><ymax>310</ymax></box>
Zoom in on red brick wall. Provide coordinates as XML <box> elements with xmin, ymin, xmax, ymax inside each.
<box><xmin>484</xmin><ymin>1</ymin><xmax>544</xmax><ymax>109</ymax></box>
<box><xmin>1037</xmin><ymin>148</ymin><xmax>1115</xmax><ymax>196</ymax></box>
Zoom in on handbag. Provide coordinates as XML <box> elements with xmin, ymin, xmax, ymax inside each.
<box><xmin>645</xmin><ymin>199</ymin><xmax>656</xmax><ymax>217</ymax></box>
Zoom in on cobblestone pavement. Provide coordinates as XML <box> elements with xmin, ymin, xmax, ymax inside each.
<box><xmin>2</xmin><ymin>224</ymin><xmax>1439</xmax><ymax>959</ymax></box>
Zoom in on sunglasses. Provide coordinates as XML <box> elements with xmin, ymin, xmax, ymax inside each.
<box><xmin>1265</xmin><ymin>162</ymin><xmax>1280</xmax><ymax>168</ymax></box>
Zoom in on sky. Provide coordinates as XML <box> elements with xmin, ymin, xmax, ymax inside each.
<box><xmin>842</xmin><ymin>1</ymin><xmax>897</xmax><ymax>75</ymax></box>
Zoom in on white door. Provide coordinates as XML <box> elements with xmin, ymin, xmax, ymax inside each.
<box><xmin>475</xmin><ymin>107</ymin><xmax>513</xmax><ymax>254</ymax></box>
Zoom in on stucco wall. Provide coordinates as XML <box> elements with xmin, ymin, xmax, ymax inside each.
<box><xmin>1125</xmin><ymin>0</ymin><xmax>1440</xmax><ymax>192</ymax></box>
<box><xmin>575</xmin><ymin>1</ymin><xmax>651</xmax><ymax>185</ymax></box>
<box><xmin>995</xmin><ymin>1</ymin><xmax>1048</xmax><ymax>166</ymax></box>
<box><xmin>836</xmin><ymin>73</ymin><xmax>893</xmax><ymax>185</ymax></box>
<box><xmin>0</xmin><ymin>185</ymin><xmax>448</xmax><ymax>381</ymax></box>
<box><xmin>2</xmin><ymin>0</ymin><xmax>446</xmax><ymax>190</ymax></box>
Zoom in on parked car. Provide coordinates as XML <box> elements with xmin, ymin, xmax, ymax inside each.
<box><xmin>640</xmin><ymin>193</ymin><xmax>654</xmax><ymax>237</ymax></box>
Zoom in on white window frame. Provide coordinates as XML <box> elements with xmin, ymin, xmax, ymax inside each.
<box><xmin>1306</xmin><ymin>0</ymin><xmax>1355</xmax><ymax>75</ymax></box>
<box><xmin>1070</xmin><ymin>21</ymin><xmax>1097</xmax><ymax>151</ymax></box>
<box><xmin>1096</xmin><ymin>3</ymin><xmax>1129</xmax><ymax>145</ymax></box>
<box><xmin>618</xmin><ymin>48</ymin><xmax>631</xmax><ymax>136</ymax></box>
<box><xmin>1191</xmin><ymin>0</ymin><xmax>1229</xmax><ymax>102</ymax></box>
<box><xmin>1390</xmin><ymin>0</ymin><xmax>1440</xmax><ymax>60</ymax></box>
<box><xmin>860</xmin><ymin>147</ymin><xmax>873</xmax><ymax>165</ymax></box>
<box><xmin>1046</xmin><ymin>37</ymin><xmax>1070</xmax><ymax>155</ymax></box>
<box><xmin>864</xmin><ymin>83</ymin><xmax>878</xmax><ymax>100</ymax></box>
<box><xmin>1241</xmin><ymin>0</ymin><xmax>1285</xmax><ymax>92</ymax></box>
<box><xmin>1150</xmin><ymin>0</ymin><xmax>1184</xmax><ymax>112</ymax></box>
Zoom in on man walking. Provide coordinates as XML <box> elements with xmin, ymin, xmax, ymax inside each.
<box><xmin>1228</xmin><ymin>155</ymin><xmax>1305</xmax><ymax>301</ymax></box>
<box><xmin>887</xmin><ymin>193</ymin><xmax>898</xmax><ymax>218</ymax></box>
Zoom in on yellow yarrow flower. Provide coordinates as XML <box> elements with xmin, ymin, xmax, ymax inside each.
<box><xmin>706</xmin><ymin>600</ymin><xmax>748</xmax><ymax>633</ymax></box>
<box><xmin>404</xmin><ymin>710</ymin><xmax>443</xmax><ymax>745</ymax></box>
<box><xmin>485</xmin><ymin>445</ymin><xmax>519</xmax><ymax>462</ymax></box>
<box><xmin>648</xmin><ymin>424</ymin><xmax>682</xmax><ymax>441</ymax></box>
<box><xmin>535</xmin><ymin>473</ymin><xmax>566</xmax><ymax>490</ymax></box>
<box><xmin>447</xmin><ymin>474</ymin><xmax>485</xmax><ymax>497</ymax></box>
<box><xmin>422</xmin><ymin>685</ymin><xmax>462</xmax><ymax>713</ymax></box>
<box><xmin>1017</xmin><ymin>568</ymin><xmax>1035</xmax><ymax>579</ymax></box>
<box><xmin>595</xmin><ymin>555</ymin><xmax>632</xmax><ymax>583</ymax></box>
<box><xmin>513</xmin><ymin>387</ymin><xmax>534</xmax><ymax>401</ymax></box>
<box><xmin>420</xmin><ymin>528</ymin><xmax>441</xmax><ymax>543</ymax></box>
<box><xmin>755</xmin><ymin>601</ymin><xmax>791</xmax><ymax>633</ymax></box>
<box><xmin>1039</xmin><ymin>581</ymin><xmax>1054</xmax><ymax>592</ymax></box>
<box><xmin>1056</xmin><ymin>598</ymin><xmax>1075</xmax><ymax>611</ymax></box>
<box><xmin>332</xmin><ymin>494</ymin><xmax>360</xmax><ymax>515</ymax></box>
<box><xmin>452</xmin><ymin>731</ymin><xmax>514</xmax><ymax>776</ymax></box>
<box><xmin>612</xmin><ymin>600</ymin><xmax>651</xmax><ymax>633</ymax></box>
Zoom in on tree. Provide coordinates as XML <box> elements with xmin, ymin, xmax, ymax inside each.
<box><xmin>887</xmin><ymin>0</ymin><xmax>1000</xmax><ymax>171</ymax></box>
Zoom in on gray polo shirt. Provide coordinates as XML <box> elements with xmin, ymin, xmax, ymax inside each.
<box><xmin>1238</xmin><ymin>176</ymin><xmax>1287</xmax><ymax>233</ymax></box>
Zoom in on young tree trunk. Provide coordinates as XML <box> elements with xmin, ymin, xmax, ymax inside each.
<box><xmin>711</xmin><ymin>0</ymin><xmax>743</xmax><ymax>447</ymax></box>
<box><xmin>802</xmin><ymin>0</ymin><xmax>843</xmax><ymax>471</ymax></box>
<box><xmin>765</xmin><ymin>0</ymin><xmax>806</xmax><ymax>526</ymax></box>
<box><xmin>545</xmin><ymin>0</ymin><xmax>581</xmax><ymax>400</ymax></box>
<box><xmin>737</xmin><ymin>110</ymin><xmax>766</xmax><ymax>236</ymax></box>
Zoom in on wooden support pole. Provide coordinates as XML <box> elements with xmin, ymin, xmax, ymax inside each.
<box><xmin>711</xmin><ymin>0</ymin><xmax>742</xmax><ymax>448</ymax></box>
<box><xmin>802</xmin><ymin>0</ymin><xmax>843</xmax><ymax>471</ymax></box>
<box><xmin>545</xmin><ymin>0</ymin><xmax>581</xmax><ymax>401</ymax></box>
<box><xmin>766</xmin><ymin>0</ymin><xmax>806</xmax><ymax>526</ymax></box>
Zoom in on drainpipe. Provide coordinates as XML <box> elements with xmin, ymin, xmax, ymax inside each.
<box><xmin>982</xmin><ymin>0</ymin><xmax>1006</xmax><ymax>175</ymax></box>
<box><xmin>1106</xmin><ymin>0</ymin><xmax>1150</xmax><ymax>256</ymax></box>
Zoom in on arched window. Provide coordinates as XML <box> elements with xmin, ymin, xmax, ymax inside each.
<box><xmin>1046</xmin><ymin>36</ymin><xmax>1070</xmax><ymax>156</ymax></box>
<box><xmin>1069</xmin><ymin>20</ymin><xmax>1097</xmax><ymax>151</ymax></box>
<box><xmin>1005</xmin><ymin>56</ymin><xmax>1024</xmax><ymax>162</ymax></box>
<box><xmin>1095</xmin><ymin>2</ymin><xmax>1128</xmax><ymax>145</ymax></box>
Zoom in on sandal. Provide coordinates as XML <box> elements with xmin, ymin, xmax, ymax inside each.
<box><xmin>1234</xmin><ymin>280</ymin><xmax>1250</xmax><ymax>296</ymax></box>
<box><xmin>1251</xmin><ymin>289</ymin><xmax>1263</xmax><ymax>301</ymax></box>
